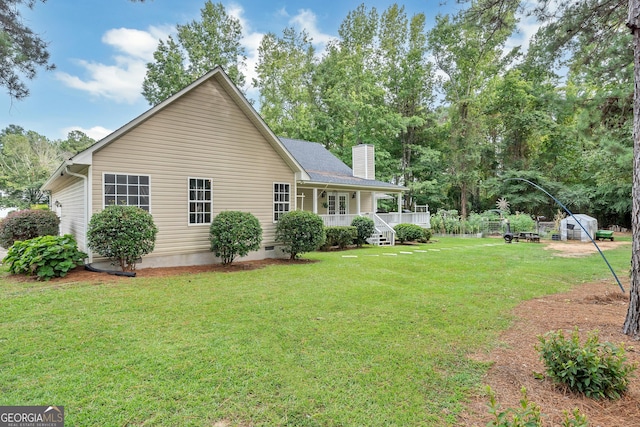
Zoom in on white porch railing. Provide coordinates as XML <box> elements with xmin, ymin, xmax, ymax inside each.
<box><xmin>319</xmin><ymin>213</ymin><xmax>396</xmax><ymax>246</ymax></box>
<box><xmin>319</xmin><ymin>214</ymin><xmax>359</xmax><ymax>227</ymax></box>
<box><xmin>377</xmin><ymin>212</ymin><xmax>431</xmax><ymax>228</ymax></box>
<box><xmin>365</xmin><ymin>213</ymin><xmax>395</xmax><ymax>246</ymax></box>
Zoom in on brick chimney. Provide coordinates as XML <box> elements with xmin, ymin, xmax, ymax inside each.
<box><xmin>352</xmin><ymin>144</ymin><xmax>375</xmax><ymax>180</ymax></box>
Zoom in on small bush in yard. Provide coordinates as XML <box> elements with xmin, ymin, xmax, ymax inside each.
<box><xmin>3</xmin><ymin>234</ymin><xmax>87</xmax><ymax>281</ymax></box>
<box><xmin>324</xmin><ymin>226</ymin><xmax>357</xmax><ymax>249</ymax></box>
<box><xmin>486</xmin><ymin>386</ymin><xmax>588</xmax><ymax>427</ymax></box>
<box><xmin>394</xmin><ymin>223</ymin><xmax>427</xmax><ymax>243</ymax></box>
<box><xmin>87</xmin><ymin>205</ymin><xmax>158</xmax><ymax>271</ymax></box>
<box><xmin>209</xmin><ymin>211</ymin><xmax>262</xmax><ymax>265</ymax></box>
<box><xmin>536</xmin><ymin>328</ymin><xmax>636</xmax><ymax>399</ymax></box>
<box><xmin>351</xmin><ymin>216</ymin><xmax>375</xmax><ymax>247</ymax></box>
<box><xmin>275</xmin><ymin>211</ymin><xmax>325</xmax><ymax>260</ymax></box>
<box><xmin>0</xmin><ymin>209</ymin><xmax>60</xmax><ymax>249</ymax></box>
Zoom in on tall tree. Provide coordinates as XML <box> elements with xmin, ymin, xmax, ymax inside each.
<box><xmin>0</xmin><ymin>127</ymin><xmax>61</xmax><ymax>207</ymax></box>
<box><xmin>428</xmin><ymin>0</ymin><xmax>519</xmax><ymax>217</ymax></box>
<box><xmin>624</xmin><ymin>0</ymin><xmax>640</xmax><ymax>337</ymax></box>
<box><xmin>1</xmin><ymin>0</ymin><xmax>54</xmax><ymax>100</ymax></box>
<box><xmin>58</xmin><ymin>130</ymin><xmax>95</xmax><ymax>158</ymax></box>
<box><xmin>253</xmin><ymin>28</ymin><xmax>316</xmax><ymax>140</ymax></box>
<box><xmin>378</xmin><ymin>5</ymin><xmax>435</xmax><ymax>207</ymax></box>
<box><xmin>142</xmin><ymin>1</ymin><xmax>246</xmax><ymax>105</ymax></box>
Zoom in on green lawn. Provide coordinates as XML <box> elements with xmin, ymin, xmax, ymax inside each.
<box><xmin>0</xmin><ymin>238</ymin><xmax>631</xmax><ymax>426</ymax></box>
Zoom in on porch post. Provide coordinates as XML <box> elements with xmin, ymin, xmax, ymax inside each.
<box><xmin>398</xmin><ymin>193</ymin><xmax>402</xmax><ymax>223</ymax></box>
<box><xmin>312</xmin><ymin>188</ymin><xmax>318</xmax><ymax>214</ymax></box>
<box><xmin>356</xmin><ymin>191</ymin><xmax>361</xmax><ymax>215</ymax></box>
<box><xmin>372</xmin><ymin>192</ymin><xmax>376</xmax><ymax>213</ymax></box>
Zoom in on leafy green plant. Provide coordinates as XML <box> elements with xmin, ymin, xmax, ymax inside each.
<box><xmin>275</xmin><ymin>210</ymin><xmax>325</xmax><ymax>260</ymax></box>
<box><xmin>324</xmin><ymin>226</ymin><xmax>357</xmax><ymax>249</ymax></box>
<box><xmin>505</xmin><ymin>213</ymin><xmax>536</xmax><ymax>234</ymax></box>
<box><xmin>351</xmin><ymin>216</ymin><xmax>375</xmax><ymax>247</ymax></box>
<box><xmin>0</xmin><ymin>209</ymin><xmax>60</xmax><ymax>249</ymax></box>
<box><xmin>536</xmin><ymin>328</ymin><xmax>636</xmax><ymax>399</ymax></box>
<box><xmin>394</xmin><ymin>223</ymin><xmax>427</xmax><ymax>243</ymax></box>
<box><xmin>87</xmin><ymin>205</ymin><xmax>158</xmax><ymax>271</ymax></box>
<box><xmin>3</xmin><ymin>234</ymin><xmax>87</xmax><ymax>281</ymax></box>
<box><xmin>209</xmin><ymin>211</ymin><xmax>262</xmax><ymax>265</ymax></box>
<box><xmin>486</xmin><ymin>386</ymin><xmax>588</xmax><ymax>427</ymax></box>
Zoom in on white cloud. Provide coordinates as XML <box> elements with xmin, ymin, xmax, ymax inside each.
<box><xmin>55</xmin><ymin>25</ymin><xmax>173</xmax><ymax>104</ymax></box>
<box><xmin>62</xmin><ymin>125</ymin><xmax>113</xmax><ymax>141</ymax></box>
<box><xmin>289</xmin><ymin>9</ymin><xmax>335</xmax><ymax>50</ymax></box>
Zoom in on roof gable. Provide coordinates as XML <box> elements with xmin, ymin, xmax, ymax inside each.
<box><xmin>43</xmin><ymin>67</ymin><xmax>308</xmax><ymax>190</ymax></box>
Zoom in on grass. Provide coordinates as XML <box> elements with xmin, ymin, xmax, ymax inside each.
<box><xmin>0</xmin><ymin>237</ymin><xmax>631</xmax><ymax>426</ymax></box>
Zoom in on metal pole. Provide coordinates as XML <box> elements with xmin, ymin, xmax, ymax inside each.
<box><xmin>505</xmin><ymin>178</ymin><xmax>625</xmax><ymax>293</ymax></box>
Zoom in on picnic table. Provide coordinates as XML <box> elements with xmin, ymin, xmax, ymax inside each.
<box><xmin>513</xmin><ymin>232</ymin><xmax>540</xmax><ymax>243</ymax></box>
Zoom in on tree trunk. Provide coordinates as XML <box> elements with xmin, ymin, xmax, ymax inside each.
<box><xmin>460</xmin><ymin>181</ymin><xmax>468</xmax><ymax>219</ymax></box>
<box><xmin>623</xmin><ymin>0</ymin><xmax>640</xmax><ymax>337</ymax></box>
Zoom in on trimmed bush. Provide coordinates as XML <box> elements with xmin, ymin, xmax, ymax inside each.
<box><xmin>351</xmin><ymin>216</ymin><xmax>375</xmax><ymax>247</ymax></box>
<box><xmin>536</xmin><ymin>328</ymin><xmax>636</xmax><ymax>399</ymax></box>
<box><xmin>3</xmin><ymin>234</ymin><xmax>87</xmax><ymax>281</ymax></box>
<box><xmin>0</xmin><ymin>209</ymin><xmax>60</xmax><ymax>249</ymax></box>
<box><xmin>394</xmin><ymin>223</ymin><xmax>427</xmax><ymax>243</ymax></box>
<box><xmin>275</xmin><ymin>211</ymin><xmax>325</xmax><ymax>260</ymax></box>
<box><xmin>324</xmin><ymin>226</ymin><xmax>357</xmax><ymax>249</ymax></box>
<box><xmin>209</xmin><ymin>211</ymin><xmax>263</xmax><ymax>265</ymax></box>
<box><xmin>87</xmin><ymin>205</ymin><xmax>158</xmax><ymax>271</ymax></box>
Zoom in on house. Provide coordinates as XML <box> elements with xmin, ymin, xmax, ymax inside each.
<box><xmin>42</xmin><ymin>67</ymin><xmax>427</xmax><ymax>269</ymax></box>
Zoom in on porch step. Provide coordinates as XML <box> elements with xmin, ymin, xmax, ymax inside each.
<box><xmin>367</xmin><ymin>233</ymin><xmax>392</xmax><ymax>246</ymax></box>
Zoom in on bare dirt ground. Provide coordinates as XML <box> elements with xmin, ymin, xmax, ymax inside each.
<box><xmin>460</xmin><ymin>238</ymin><xmax>640</xmax><ymax>427</ymax></box>
<box><xmin>6</xmin><ymin>238</ymin><xmax>638</xmax><ymax>426</ymax></box>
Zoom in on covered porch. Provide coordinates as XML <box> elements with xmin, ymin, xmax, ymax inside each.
<box><xmin>295</xmin><ymin>186</ymin><xmax>430</xmax><ymax>246</ymax></box>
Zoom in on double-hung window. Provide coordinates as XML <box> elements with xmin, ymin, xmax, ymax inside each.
<box><xmin>273</xmin><ymin>183</ymin><xmax>290</xmax><ymax>221</ymax></box>
<box><xmin>189</xmin><ymin>178</ymin><xmax>212</xmax><ymax>224</ymax></box>
<box><xmin>104</xmin><ymin>173</ymin><xmax>150</xmax><ymax>211</ymax></box>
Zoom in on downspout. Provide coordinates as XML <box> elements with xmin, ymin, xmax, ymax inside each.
<box><xmin>64</xmin><ymin>166</ymin><xmax>90</xmax><ymax>257</ymax></box>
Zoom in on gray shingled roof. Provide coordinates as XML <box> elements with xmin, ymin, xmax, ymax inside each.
<box><xmin>279</xmin><ymin>138</ymin><xmax>404</xmax><ymax>190</ymax></box>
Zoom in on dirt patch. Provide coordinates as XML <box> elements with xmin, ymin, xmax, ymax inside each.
<box><xmin>544</xmin><ymin>239</ymin><xmax>629</xmax><ymax>257</ymax></box>
<box><xmin>459</xmin><ymin>280</ymin><xmax>640</xmax><ymax>427</ymax></box>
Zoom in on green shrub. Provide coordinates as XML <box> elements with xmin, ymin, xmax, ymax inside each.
<box><xmin>87</xmin><ymin>205</ymin><xmax>158</xmax><ymax>271</ymax></box>
<box><xmin>275</xmin><ymin>211</ymin><xmax>325</xmax><ymax>260</ymax></box>
<box><xmin>420</xmin><ymin>228</ymin><xmax>432</xmax><ymax>243</ymax></box>
<box><xmin>486</xmin><ymin>386</ymin><xmax>588</xmax><ymax>427</ymax></box>
<box><xmin>0</xmin><ymin>209</ymin><xmax>60</xmax><ymax>249</ymax></box>
<box><xmin>536</xmin><ymin>328</ymin><xmax>636</xmax><ymax>399</ymax></box>
<box><xmin>3</xmin><ymin>234</ymin><xmax>87</xmax><ymax>281</ymax></box>
<box><xmin>351</xmin><ymin>216</ymin><xmax>375</xmax><ymax>247</ymax></box>
<box><xmin>209</xmin><ymin>211</ymin><xmax>263</xmax><ymax>265</ymax></box>
<box><xmin>394</xmin><ymin>223</ymin><xmax>427</xmax><ymax>243</ymax></box>
<box><xmin>505</xmin><ymin>213</ymin><xmax>536</xmax><ymax>234</ymax></box>
<box><xmin>324</xmin><ymin>226</ymin><xmax>357</xmax><ymax>249</ymax></box>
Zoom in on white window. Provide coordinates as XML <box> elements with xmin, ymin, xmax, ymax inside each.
<box><xmin>103</xmin><ymin>173</ymin><xmax>150</xmax><ymax>211</ymax></box>
<box><xmin>273</xmin><ymin>183</ymin><xmax>290</xmax><ymax>221</ymax></box>
<box><xmin>189</xmin><ymin>178</ymin><xmax>212</xmax><ymax>224</ymax></box>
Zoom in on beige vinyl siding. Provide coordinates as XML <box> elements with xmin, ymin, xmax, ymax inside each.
<box><xmin>90</xmin><ymin>78</ymin><xmax>294</xmax><ymax>262</ymax></box>
<box><xmin>50</xmin><ymin>171</ymin><xmax>87</xmax><ymax>252</ymax></box>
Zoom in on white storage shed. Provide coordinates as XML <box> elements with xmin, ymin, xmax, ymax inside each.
<box><xmin>560</xmin><ymin>214</ymin><xmax>598</xmax><ymax>242</ymax></box>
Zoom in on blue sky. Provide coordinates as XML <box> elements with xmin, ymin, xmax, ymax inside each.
<box><xmin>3</xmin><ymin>1</ymin><xmax>537</xmax><ymax>142</ymax></box>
